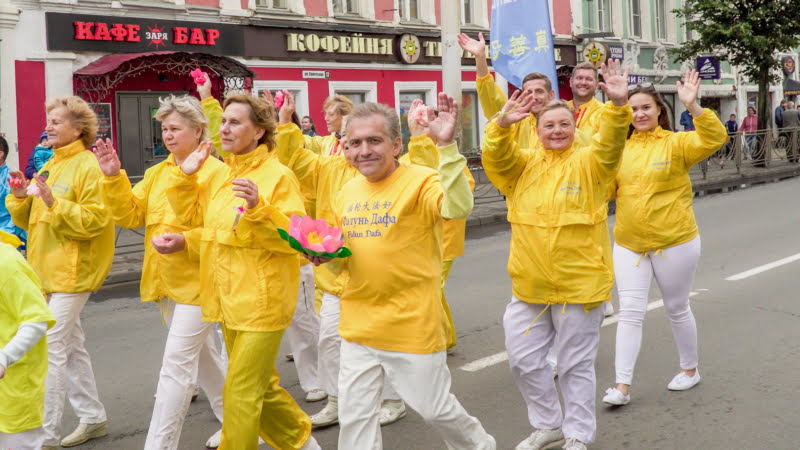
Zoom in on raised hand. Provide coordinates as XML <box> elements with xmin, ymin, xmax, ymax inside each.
<box><xmin>427</xmin><ymin>92</ymin><xmax>459</xmax><ymax>147</ymax></box>
<box><xmin>279</xmin><ymin>90</ymin><xmax>296</xmax><ymax>125</ymax></box>
<box><xmin>407</xmin><ymin>99</ymin><xmax>431</xmax><ymax>139</ymax></box>
<box><xmin>33</xmin><ymin>175</ymin><xmax>55</xmax><ymax>208</ymax></box>
<box><xmin>262</xmin><ymin>88</ymin><xmax>273</xmax><ymax>105</ymax></box>
<box><xmin>93</xmin><ymin>138</ymin><xmax>121</xmax><ymax>177</ymax></box>
<box><xmin>677</xmin><ymin>68</ymin><xmax>701</xmax><ymax>109</ymax></box>
<box><xmin>496</xmin><ymin>90</ymin><xmax>535</xmax><ymax>128</ymax></box>
<box><xmin>457</xmin><ymin>32</ymin><xmax>486</xmax><ymax>58</ymax></box>
<box><xmin>180</xmin><ymin>141</ymin><xmax>213</xmax><ymax>175</ymax></box>
<box><xmin>7</xmin><ymin>171</ymin><xmax>29</xmax><ymax>199</ymax></box>
<box><xmin>196</xmin><ymin>71</ymin><xmax>212</xmax><ymax>100</ymax></box>
<box><xmin>598</xmin><ymin>59</ymin><xmax>630</xmax><ymax>106</ymax></box>
<box><xmin>232</xmin><ymin>178</ymin><xmax>259</xmax><ymax>209</ymax></box>
<box><xmin>152</xmin><ymin>233</ymin><xmax>185</xmax><ymax>254</ymax></box>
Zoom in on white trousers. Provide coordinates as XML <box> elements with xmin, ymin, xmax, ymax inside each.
<box><xmin>285</xmin><ymin>264</ymin><xmax>322</xmax><ymax>392</ymax></box>
<box><xmin>0</xmin><ymin>426</ymin><xmax>45</xmax><ymax>449</ymax></box>
<box><xmin>613</xmin><ymin>236</ymin><xmax>701</xmax><ymax>385</ymax></box>
<box><xmin>42</xmin><ymin>292</ymin><xmax>107</xmax><ymax>446</ymax></box>
<box><xmin>338</xmin><ymin>341</ymin><xmax>495</xmax><ymax>450</ymax></box>
<box><xmin>144</xmin><ymin>302</ymin><xmax>226</xmax><ymax>450</ymax></box>
<box><xmin>504</xmin><ymin>297</ymin><xmax>604</xmax><ymax>444</ymax></box>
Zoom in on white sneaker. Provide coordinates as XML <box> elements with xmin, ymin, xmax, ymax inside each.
<box><xmin>60</xmin><ymin>422</ymin><xmax>108</xmax><ymax>447</ymax></box>
<box><xmin>604</xmin><ymin>302</ymin><xmax>614</xmax><ymax>317</ymax></box>
<box><xmin>378</xmin><ymin>399</ymin><xmax>407</xmax><ymax>426</ymax></box>
<box><xmin>563</xmin><ymin>437</ymin><xmax>587</xmax><ymax>450</ymax></box>
<box><xmin>668</xmin><ymin>370</ymin><xmax>701</xmax><ymax>391</ymax></box>
<box><xmin>602</xmin><ymin>387</ymin><xmax>630</xmax><ymax>406</ymax></box>
<box><xmin>515</xmin><ymin>428</ymin><xmax>565</xmax><ymax>450</ymax></box>
<box><xmin>205</xmin><ymin>428</ymin><xmax>222</xmax><ymax>448</ymax></box>
<box><xmin>305</xmin><ymin>388</ymin><xmax>328</xmax><ymax>402</ymax></box>
<box><xmin>310</xmin><ymin>396</ymin><xmax>338</xmax><ymax>428</ymax></box>
<box><xmin>300</xmin><ymin>435</ymin><xmax>321</xmax><ymax>450</ymax></box>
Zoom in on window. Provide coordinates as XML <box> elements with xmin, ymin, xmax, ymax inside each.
<box><xmin>255</xmin><ymin>0</ymin><xmax>287</xmax><ymax>8</ymax></box>
<box><xmin>329</xmin><ymin>81</ymin><xmax>378</xmax><ymax>104</ymax></box>
<box><xmin>461</xmin><ymin>91</ymin><xmax>480</xmax><ymax>152</ymax></box>
<box><xmin>629</xmin><ymin>0</ymin><xmax>641</xmax><ymax>37</ymax></box>
<box><xmin>400</xmin><ymin>0</ymin><xmax>419</xmax><ymax>20</ymax></box>
<box><xmin>597</xmin><ymin>0</ymin><xmax>612</xmax><ymax>32</ymax></box>
<box><xmin>334</xmin><ymin>0</ymin><xmax>358</xmax><ymax>14</ymax></box>
<box><xmin>655</xmin><ymin>0</ymin><xmax>667</xmax><ymax>40</ymax></box>
<box><xmin>461</xmin><ymin>0</ymin><xmax>472</xmax><ymax>25</ymax></box>
<box><xmin>338</xmin><ymin>92</ymin><xmax>366</xmax><ymax>104</ymax></box>
<box><xmin>395</xmin><ymin>81</ymin><xmax>436</xmax><ymax>152</ymax></box>
<box><xmin>252</xmin><ymin>80</ymin><xmax>310</xmax><ymax>119</ymax></box>
<box><xmin>398</xmin><ymin>91</ymin><xmax>425</xmax><ymax>152</ymax></box>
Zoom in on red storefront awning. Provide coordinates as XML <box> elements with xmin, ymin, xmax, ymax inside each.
<box><xmin>75</xmin><ymin>52</ymin><xmax>177</xmax><ymax>75</ymax></box>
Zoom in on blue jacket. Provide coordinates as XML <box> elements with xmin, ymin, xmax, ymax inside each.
<box><xmin>0</xmin><ymin>164</ymin><xmax>27</xmax><ymax>246</ymax></box>
<box><xmin>680</xmin><ymin>110</ymin><xmax>695</xmax><ymax>131</ymax></box>
<box><xmin>25</xmin><ymin>145</ymin><xmax>53</xmax><ymax>179</ymax></box>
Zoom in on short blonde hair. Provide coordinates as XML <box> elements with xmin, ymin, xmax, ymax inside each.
<box><xmin>154</xmin><ymin>95</ymin><xmax>209</xmax><ymax>141</ymax></box>
<box><xmin>537</xmin><ymin>100</ymin><xmax>576</xmax><ymax>126</ymax></box>
<box><xmin>323</xmin><ymin>94</ymin><xmax>355</xmax><ymax>117</ymax></box>
<box><xmin>45</xmin><ymin>96</ymin><xmax>98</xmax><ymax>147</ymax></box>
<box><xmin>222</xmin><ymin>94</ymin><xmax>277</xmax><ymax>150</ymax></box>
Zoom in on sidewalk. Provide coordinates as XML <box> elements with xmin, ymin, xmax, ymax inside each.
<box><xmin>103</xmin><ymin>159</ymin><xmax>800</xmax><ymax>286</ymax></box>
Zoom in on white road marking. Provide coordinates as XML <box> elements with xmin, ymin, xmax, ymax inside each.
<box><xmin>460</xmin><ymin>291</ymin><xmax>700</xmax><ymax>372</ymax></box>
<box><xmin>725</xmin><ymin>252</ymin><xmax>800</xmax><ymax>281</ymax></box>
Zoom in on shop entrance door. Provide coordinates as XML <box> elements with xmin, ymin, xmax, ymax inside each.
<box><xmin>116</xmin><ymin>91</ymin><xmax>186</xmax><ymax>179</ymax></box>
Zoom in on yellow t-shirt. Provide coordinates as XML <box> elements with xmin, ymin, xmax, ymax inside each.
<box><xmin>0</xmin><ymin>243</ymin><xmax>55</xmax><ymax>433</ymax></box>
<box><xmin>335</xmin><ymin>164</ymin><xmax>450</xmax><ymax>354</ymax></box>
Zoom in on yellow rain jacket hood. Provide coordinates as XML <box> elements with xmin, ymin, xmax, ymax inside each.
<box><xmin>6</xmin><ymin>140</ymin><xmax>115</xmax><ymax>293</ymax></box>
<box><xmin>101</xmin><ymin>154</ymin><xmax>225</xmax><ymax>305</ymax></box>
<box><xmin>482</xmin><ymin>104</ymin><xmax>632</xmax><ymax>308</ymax></box>
<box><xmin>167</xmin><ymin>141</ymin><xmax>306</xmax><ymax>332</ymax></box>
<box><xmin>613</xmin><ymin>108</ymin><xmax>728</xmax><ymax>252</ymax></box>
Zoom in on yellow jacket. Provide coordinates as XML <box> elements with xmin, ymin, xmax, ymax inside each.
<box><xmin>477</xmin><ymin>72</ymin><xmax>592</xmax><ymax>149</ymax></box>
<box><xmin>167</xmin><ymin>142</ymin><xmax>306</xmax><ymax>331</ymax></box>
<box><xmin>401</xmin><ymin>135</ymin><xmax>476</xmax><ymax>260</ymax></box>
<box><xmin>482</xmin><ymin>104</ymin><xmax>632</xmax><ymax>307</ymax></box>
<box><xmin>275</xmin><ymin>123</ymin><xmax>360</xmax><ymax>296</ymax></box>
<box><xmin>568</xmin><ymin>97</ymin><xmax>604</xmax><ymax>136</ymax></box>
<box><xmin>613</xmin><ymin>108</ymin><xmax>728</xmax><ymax>252</ymax></box>
<box><xmin>0</xmin><ymin>242</ymin><xmax>55</xmax><ymax>434</ymax></box>
<box><xmin>5</xmin><ymin>140</ymin><xmax>114</xmax><ymax>293</ymax></box>
<box><xmin>100</xmin><ymin>154</ymin><xmax>225</xmax><ymax>305</ymax></box>
<box><xmin>304</xmin><ymin>134</ymin><xmax>342</xmax><ymax>156</ymax></box>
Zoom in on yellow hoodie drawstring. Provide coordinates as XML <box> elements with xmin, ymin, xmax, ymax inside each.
<box><xmin>524</xmin><ymin>303</ymin><xmax>552</xmax><ymax>335</ymax></box>
<box><xmin>635</xmin><ymin>249</ymin><xmax>666</xmax><ymax>267</ymax></box>
<box><xmin>159</xmin><ymin>299</ymin><xmax>171</xmax><ymax>326</ymax></box>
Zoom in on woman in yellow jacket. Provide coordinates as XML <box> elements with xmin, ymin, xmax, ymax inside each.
<box><xmin>601</xmin><ymin>70</ymin><xmax>728</xmax><ymax>407</ymax></box>
<box><xmin>93</xmin><ymin>94</ymin><xmax>227</xmax><ymax>449</ymax></box>
<box><xmin>153</xmin><ymin>94</ymin><xmax>319</xmax><ymax>450</ymax></box>
<box><xmin>482</xmin><ymin>61</ymin><xmax>631</xmax><ymax>450</ymax></box>
<box><xmin>5</xmin><ymin>96</ymin><xmax>114</xmax><ymax>449</ymax></box>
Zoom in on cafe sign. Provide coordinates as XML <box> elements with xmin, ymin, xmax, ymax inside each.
<box><xmin>46</xmin><ymin>12</ymin><xmax>245</xmax><ymax>56</ymax></box>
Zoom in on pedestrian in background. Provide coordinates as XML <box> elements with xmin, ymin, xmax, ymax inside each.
<box><xmin>775</xmin><ymin>99</ymin><xmax>787</xmax><ymax>130</ymax></box>
<box><xmin>724</xmin><ymin>114</ymin><xmax>738</xmax><ymax>159</ymax></box>
<box><xmin>0</xmin><ymin>230</ymin><xmax>55</xmax><ymax>450</ymax></box>
<box><xmin>94</xmin><ymin>93</ymin><xmax>227</xmax><ymax>449</ymax></box>
<box><xmin>602</xmin><ymin>69</ymin><xmax>728</xmax><ymax>407</ymax></box>
<box><xmin>482</xmin><ymin>60</ymin><xmax>631</xmax><ymax>450</ymax></box>
<box><xmin>781</xmin><ymin>101</ymin><xmax>800</xmax><ymax>162</ymax></box>
<box><xmin>680</xmin><ymin>109</ymin><xmax>695</xmax><ymax>131</ymax></box>
<box><xmin>24</xmin><ymin>132</ymin><xmax>53</xmax><ymax>180</ymax></box>
<box><xmin>740</xmin><ymin>106</ymin><xmax>758</xmax><ymax>159</ymax></box>
<box><xmin>0</xmin><ymin>136</ymin><xmax>27</xmax><ymax>246</ymax></box>
<box><xmin>301</xmin><ymin>115</ymin><xmax>318</xmax><ymax>137</ymax></box>
<box><xmin>5</xmin><ymin>96</ymin><xmax>114</xmax><ymax>449</ymax></box>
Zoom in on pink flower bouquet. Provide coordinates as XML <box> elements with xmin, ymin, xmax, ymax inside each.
<box><xmin>190</xmin><ymin>68</ymin><xmax>207</xmax><ymax>85</ymax></box>
<box><xmin>274</xmin><ymin>90</ymin><xmax>285</xmax><ymax>109</ymax></box>
<box><xmin>277</xmin><ymin>214</ymin><xmax>351</xmax><ymax>258</ymax></box>
<box><xmin>409</xmin><ymin>102</ymin><xmax>429</xmax><ymax>126</ymax></box>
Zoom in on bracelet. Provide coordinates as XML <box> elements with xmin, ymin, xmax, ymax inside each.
<box><xmin>499</xmin><ymin>110</ymin><xmax>508</xmax><ymax>116</ymax></box>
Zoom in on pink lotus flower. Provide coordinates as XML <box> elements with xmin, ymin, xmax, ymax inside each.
<box><xmin>289</xmin><ymin>214</ymin><xmax>345</xmax><ymax>253</ymax></box>
<box><xmin>410</xmin><ymin>102</ymin><xmax>429</xmax><ymax>126</ymax></box>
<box><xmin>274</xmin><ymin>91</ymin><xmax>285</xmax><ymax>109</ymax></box>
<box><xmin>190</xmin><ymin>68</ymin><xmax>207</xmax><ymax>85</ymax></box>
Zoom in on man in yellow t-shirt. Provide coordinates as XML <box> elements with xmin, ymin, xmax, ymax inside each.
<box><xmin>0</xmin><ymin>232</ymin><xmax>56</xmax><ymax>449</ymax></box>
<box><xmin>314</xmin><ymin>97</ymin><xmax>495</xmax><ymax>449</ymax></box>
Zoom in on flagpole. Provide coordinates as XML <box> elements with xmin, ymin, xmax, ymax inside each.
<box><xmin>441</xmin><ymin>0</ymin><xmax>462</xmax><ymax>144</ymax></box>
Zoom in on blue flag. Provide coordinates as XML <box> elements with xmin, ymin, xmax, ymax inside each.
<box><xmin>490</xmin><ymin>0</ymin><xmax>559</xmax><ymax>98</ymax></box>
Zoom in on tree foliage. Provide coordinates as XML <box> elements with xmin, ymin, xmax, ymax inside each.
<box><xmin>672</xmin><ymin>0</ymin><xmax>800</xmax><ymax>134</ymax></box>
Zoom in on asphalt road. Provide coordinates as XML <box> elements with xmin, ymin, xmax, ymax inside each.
<box><xmin>66</xmin><ymin>177</ymin><xmax>800</xmax><ymax>449</ymax></box>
